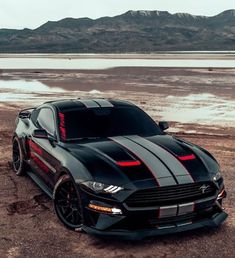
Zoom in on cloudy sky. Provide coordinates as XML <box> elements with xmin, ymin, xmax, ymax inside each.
<box><xmin>0</xmin><ymin>0</ymin><xmax>234</xmax><ymax>29</ymax></box>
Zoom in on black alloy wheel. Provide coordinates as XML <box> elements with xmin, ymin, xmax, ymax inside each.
<box><xmin>12</xmin><ymin>137</ymin><xmax>26</xmax><ymax>176</ymax></box>
<box><xmin>53</xmin><ymin>175</ymin><xmax>83</xmax><ymax>230</ymax></box>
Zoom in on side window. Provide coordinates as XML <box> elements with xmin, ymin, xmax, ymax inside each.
<box><xmin>37</xmin><ymin>108</ymin><xmax>55</xmax><ymax>136</ymax></box>
<box><xmin>31</xmin><ymin>109</ymin><xmax>40</xmax><ymax>124</ymax></box>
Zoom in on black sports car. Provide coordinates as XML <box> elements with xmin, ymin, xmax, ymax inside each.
<box><xmin>12</xmin><ymin>98</ymin><xmax>227</xmax><ymax>240</ymax></box>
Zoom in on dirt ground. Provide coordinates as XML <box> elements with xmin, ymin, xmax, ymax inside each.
<box><xmin>0</xmin><ymin>68</ymin><xmax>235</xmax><ymax>257</ymax></box>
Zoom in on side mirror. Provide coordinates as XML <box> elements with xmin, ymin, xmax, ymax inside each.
<box><xmin>159</xmin><ymin>121</ymin><xmax>169</xmax><ymax>131</ymax></box>
<box><xmin>33</xmin><ymin>129</ymin><xmax>48</xmax><ymax>139</ymax></box>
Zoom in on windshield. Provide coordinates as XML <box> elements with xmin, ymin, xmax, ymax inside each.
<box><xmin>58</xmin><ymin>106</ymin><xmax>163</xmax><ymax>140</ymax></box>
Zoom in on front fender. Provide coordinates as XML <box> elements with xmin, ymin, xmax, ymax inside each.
<box><xmin>52</xmin><ymin>146</ymin><xmax>93</xmax><ymax>184</ymax></box>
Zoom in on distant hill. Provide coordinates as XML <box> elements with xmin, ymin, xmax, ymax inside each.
<box><xmin>0</xmin><ymin>9</ymin><xmax>234</xmax><ymax>53</ymax></box>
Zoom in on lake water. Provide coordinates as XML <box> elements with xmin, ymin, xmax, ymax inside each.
<box><xmin>0</xmin><ymin>53</ymin><xmax>234</xmax><ymax>128</ymax></box>
<box><xmin>0</xmin><ymin>53</ymin><xmax>235</xmax><ymax>69</ymax></box>
<box><xmin>0</xmin><ymin>79</ymin><xmax>234</xmax><ymax>128</ymax></box>
<box><xmin>0</xmin><ymin>79</ymin><xmax>66</xmax><ymax>103</ymax></box>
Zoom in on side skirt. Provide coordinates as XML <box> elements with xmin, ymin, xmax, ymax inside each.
<box><xmin>27</xmin><ymin>171</ymin><xmax>53</xmax><ymax>198</ymax></box>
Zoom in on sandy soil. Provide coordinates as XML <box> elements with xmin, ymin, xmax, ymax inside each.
<box><xmin>0</xmin><ymin>67</ymin><xmax>235</xmax><ymax>257</ymax></box>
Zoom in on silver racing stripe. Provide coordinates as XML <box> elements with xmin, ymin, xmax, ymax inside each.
<box><xmin>159</xmin><ymin>205</ymin><xmax>178</xmax><ymax>218</ymax></box>
<box><xmin>125</xmin><ymin>135</ymin><xmax>194</xmax><ymax>184</ymax></box>
<box><xmin>93</xmin><ymin>99</ymin><xmax>114</xmax><ymax>107</ymax></box>
<box><xmin>159</xmin><ymin>202</ymin><xmax>195</xmax><ymax>218</ymax></box>
<box><xmin>178</xmin><ymin>202</ymin><xmax>194</xmax><ymax>215</ymax></box>
<box><xmin>110</xmin><ymin>136</ymin><xmax>177</xmax><ymax>186</ymax></box>
<box><xmin>79</xmin><ymin>99</ymin><xmax>100</xmax><ymax>108</ymax></box>
<box><xmin>110</xmin><ymin>136</ymin><xmax>195</xmax><ymax>219</ymax></box>
<box><xmin>157</xmin><ymin>225</ymin><xmax>176</xmax><ymax>229</ymax></box>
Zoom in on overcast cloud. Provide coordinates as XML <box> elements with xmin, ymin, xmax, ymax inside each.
<box><xmin>0</xmin><ymin>0</ymin><xmax>234</xmax><ymax>29</ymax></box>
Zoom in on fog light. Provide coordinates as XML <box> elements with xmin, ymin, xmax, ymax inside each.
<box><xmin>88</xmin><ymin>203</ymin><xmax>122</xmax><ymax>215</ymax></box>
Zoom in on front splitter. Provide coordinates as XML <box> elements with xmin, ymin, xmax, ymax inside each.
<box><xmin>82</xmin><ymin>211</ymin><xmax>228</xmax><ymax>240</ymax></box>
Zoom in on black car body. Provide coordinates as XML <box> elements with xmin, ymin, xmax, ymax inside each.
<box><xmin>12</xmin><ymin>98</ymin><xmax>227</xmax><ymax>240</ymax></box>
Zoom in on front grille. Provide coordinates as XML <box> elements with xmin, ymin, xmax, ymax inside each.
<box><xmin>126</xmin><ymin>182</ymin><xmax>216</xmax><ymax>208</ymax></box>
<box><xmin>110</xmin><ymin>207</ymin><xmax>218</xmax><ymax>231</ymax></box>
<box><xmin>149</xmin><ymin>212</ymin><xmax>197</xmax><ymax>225</ymax></box>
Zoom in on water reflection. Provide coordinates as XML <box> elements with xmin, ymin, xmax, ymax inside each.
<box><xmin>0</xmin><ymin>80</ymin><xmax>64</xmax><ymax>92</ymax></box>
<box><xmin>0</xmin><ymin>79</ymin><xmax>234</xmax><ymax>127</ymax></box>
<box><xmin>0</xmin><ymin>79</ymin><xmax>65</xmax><ymax>102</ymax></box>
<box><xmin>0</xmin><ymin>57</ymin><xmax>234</xmax><ymax>69</ymax></box>
<box><xmin>0</xmin><ymin>92</ymin><xmax>36</xmax><ymax>102</ymax></box>
<box><xmin>161</xmin><ymin>93</ymin><xmax>235</xmax><ymax>126</ymax></box>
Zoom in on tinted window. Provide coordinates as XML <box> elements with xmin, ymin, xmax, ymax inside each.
<box><xmin>37</xmin><ymin>108</ymin><xmax>55</xmax><ymax>135</ymax></box>
<box><xmin>31</xmin><ymin>109</ymin><xmax>40</xmax><ymax>124</ymax></box>
<box><xmin>60</xmin><ymin>106</ymin><xmax>162</xmax><ymax>140</ymax></box>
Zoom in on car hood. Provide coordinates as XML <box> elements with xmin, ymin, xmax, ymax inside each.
<box><xmin>67</xmin><ymin>135</ymin><xmax>219</xmax><ymax>187</ymax></box>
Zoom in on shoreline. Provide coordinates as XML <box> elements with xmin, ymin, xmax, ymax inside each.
<box><xmin>2</xmin><ymin>67</ymin><xmax>235</xmax><ymax>72</ymax></box>
<box><xmin>0</xmin><ymin>53</ymin><xmax>235</xmax><ymax>70</ymax></box>
<box><xmin>0</xmin><ymin>52</ymin><xmax>235</xmax><ymax>60</ymax></box>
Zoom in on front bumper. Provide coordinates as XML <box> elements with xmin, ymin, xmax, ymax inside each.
<box><xmin>79</xmin><ymin>182</ymin><xmax>227</xmax><ymax>240</ymax></box>
<box><xmin>82</xmin><ymin>210</ymin><xmax>228</xmax><ymax>240</ymax></box>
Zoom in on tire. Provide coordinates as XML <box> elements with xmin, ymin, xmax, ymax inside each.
<box><xmin>53</xmin><ymin>174</ymin><xmax>83</xmax><ymax>231</ymax></box>
<box><xmin>12</xmin><ymin>137</ymin><xmax>26</xmax><ymax>176</ymax></box>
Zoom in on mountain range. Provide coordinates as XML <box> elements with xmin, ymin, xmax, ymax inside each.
<box><xmin>0</xmin><ymin>9</ymin><xmax>234</xmax><ymax>53</ymax></box>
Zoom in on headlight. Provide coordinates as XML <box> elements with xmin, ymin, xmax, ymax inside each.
<box><xmin>213</xmin><ymin>171</ymin><xmax>222</xmax><ymax>182</ymax></box>
<box><xmin>81</xmin><ymin>181</ymin><xmax>124</xmax><ymax>194</ymax></box>
<box><xmin>91</xmin><ymin>182</ymin><xmax>105</xmax><ymax>192</ymax></box>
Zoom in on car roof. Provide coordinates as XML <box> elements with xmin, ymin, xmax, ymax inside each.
<box><xmin>43</xmin><ymin>98</ymin><xmax>135</xmax><ymax>111</ymax></box>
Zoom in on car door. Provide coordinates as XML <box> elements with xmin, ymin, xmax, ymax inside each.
<box><xmin>28</xmin><ymin>107</ymin><xmax>58</xmax><ymax>188</ymax></box>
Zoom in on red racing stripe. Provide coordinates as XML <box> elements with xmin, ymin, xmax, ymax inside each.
<box><xmin>178</xmin><ymin>154</ymin><xmax>196</xmax><ymax>161</ymax></box>
<box><xmin>116</xmin><ymin>160</ymin><xmax>141</xmax><ymax>167</ymax></box>
<box><xmin>126</xmin><ymin>136</ymin><xmax>194</xmax><ymax>184</ymax></box>
<box><xmin>31</xmin><ymin>152</ymin><xmax>49</xmax><ymax>173</ymax></box>
<box><xmin>59</xmin><ymin>112</ymin><xmax>66</xmax><ymax>140</ymax></box>
<box><xmin>29</xmin><ymin>140</ymin><xmax>42</xmax><ymax>156</ymax></box>
<box><xmin>110</xmin><ymin>137</ymin><xmax>163</xmax><ymax>186</ymax></box>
